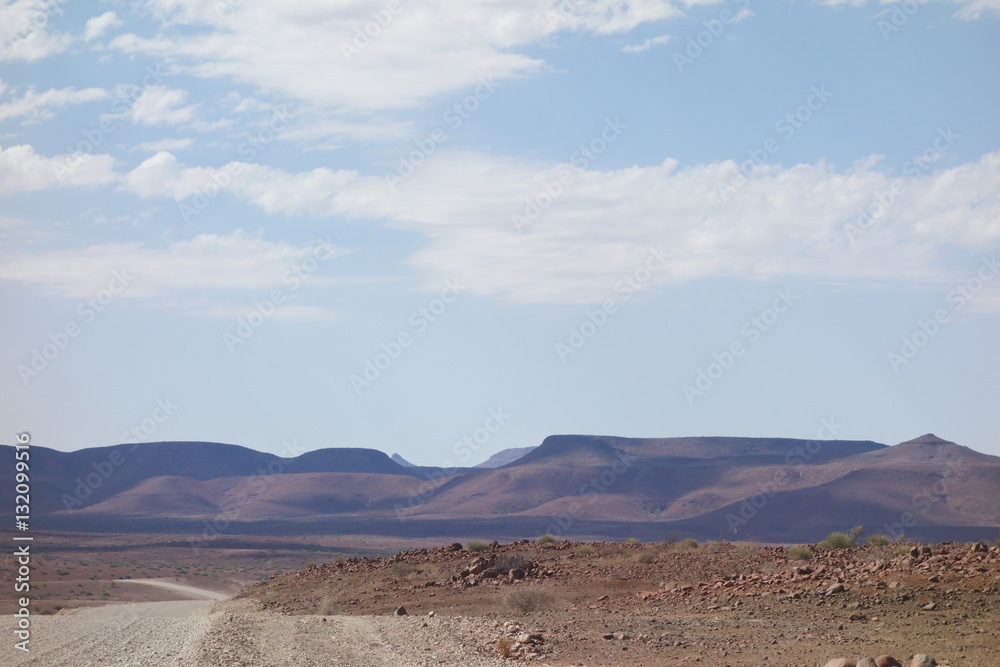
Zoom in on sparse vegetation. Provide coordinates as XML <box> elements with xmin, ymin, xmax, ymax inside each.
<box><xmin>624</xmin><ymin>537</ymin><xmax>639</xmax><ymax>544</ymax></box>
<box><xmin>662</xmin><ymin>533</ymin><xmax>679</xmax><ymax>546</ymax></box>
<box><xmin>817</xmin><ymin>532</ymin><xmax>855</xmax><ymax>550</ymax></box>
<box><xmin>995</xmin><ymin>538</ymin><xmax>1000</xmax><ymax>548</ymax></box>
<box><xmin>637</xmin><ymin>552</ymin><xmax>655</xmax><ymax>564</ymax></box>
<box><xmin>502</xmin><ymin>587</ymin><xmax>552</xmax><ymax>614</ymax></box>
<box><xmin>818</xmin><ymin>526</ymin><xmax>864</xmax><ymax>550</ymax></box>
<box><xmin>680</xmin><ymin>537</ymin><xmax>699</xmax><ymax>549</ymax></box>
<box><xmin>575</xmin><ymin>545</ymin><xmax>596</xmax><ymax>555</ymax></box>
<box><xmin>787</xmin><ymin>545</ymin><xmax>813</xmax><ymax>560</ymax></box>
<box><xmin>538</xmin><ymin>534</ymin><xmax>556</xmax><ymax>544</ymax></box>
<box><xmin>866</xmin><ymin>534</ymin><xmax>891</xmax><ymax>547</ymax></box>
<box><xmin>497</xmin><ymin>636</ymin><xmax>513</xmax><ymax>658</ymax></box>
<box><xmin>466</xmin><ymin>540</ymin><xmax>489</xmax><ymax>552</ymax></box>
<box><xmin>305</xmin><ymin>562</ymin><xmax>318</xmax><ymax>569</ymax></box>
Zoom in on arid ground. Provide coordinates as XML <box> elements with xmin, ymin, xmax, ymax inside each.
<box><xmin>4</xmin><ymin>533</ymin><xmax>998</xmax><ymax>666</ymax></box>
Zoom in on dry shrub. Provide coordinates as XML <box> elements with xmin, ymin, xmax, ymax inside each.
<box><xmin>866</xmin><ymin>534</ymin><xmax>891</xmax><ymax>547</ymax></box>
<box><xmin>466</xmin><ymin>540</ymin><xmax>490</xmax><ymax>552</ymax></box>
<box><xmin>485</xmin><ymin>553</ymin><xmax>532</xmax><ymax>578</ymax></box>
<box><xmin>787</xmin><ymin>546</ymin><xmax>813</xmax><ymax>561</ymax></box>
<box><xmin>503</xmin><ymin>587</ymin><xmax>552</xmax><ymax>615</ymax></box>
<box><xmin>497</xmin><ymin>636</ymin><xmax>513</xmax><ymax>658</ymax></box>
<box><xmin>637</xmin><ymin>552</ymin><xmax>655</xmax><ymax>564</ymax></box>
<box><xmin>575</xmin><ymin>545</ymin><xmax>596</xmax><ymax>555</ymax></box>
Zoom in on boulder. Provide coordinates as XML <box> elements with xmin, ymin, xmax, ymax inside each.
<box><xmin>875</xmin><ymin>656</ymin><xmax>902</xmax><ymax>667</ymax></box>
<box><xmin>910</xmin><ymin>656</ymin><xmax>936</xmax><ymax>667</ymax></box>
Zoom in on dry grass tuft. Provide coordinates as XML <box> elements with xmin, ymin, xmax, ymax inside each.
<box><xmin>503</xmin><ymin>587</ymin><xmax>552</xmax><ymax>615</ymax></box>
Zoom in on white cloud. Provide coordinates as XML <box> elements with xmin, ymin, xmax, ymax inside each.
<box><xmin>0</xmin><ymin>82</ymin><xmax>108</xmax><ymax>123</ymax></box>
<box><xmin>0</xmin><ymin>143</ymin><xmax>117</xmax><ymax>194</ymax></box>
<box><xmin>84</xmin><ymin>11</ymin><xmax>123</xmax><ymax>42</ymax></box>
<box><xmin>0</xmin><ymin>230</ymin><xmax>349</xmax><ymax>299</ymax></box>
<box><xmin>622</xmin><ymin>34</ymin><xmax>671</xmax><ymax>53</ymax></box>
<box><xmin>112</xmin><ymin>147</ymin><xmax>1000</xmax><ymax>308</ymax></box>
<box><xmin>108</xmin><ymin>0</ymin><xmax>696</xmax><ymax>113</ymax></box>
<box><xmin>128</xmin><ymin>85</ymin><xmax>198</xmax><ymax>126</ymax></box>
<box><xmin>0</xmin><ymin>0</ymin><xmax>74</xmax><ymax>62</ymax></box>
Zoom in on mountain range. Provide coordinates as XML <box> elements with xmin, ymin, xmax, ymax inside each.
<box><xmin>4</xmin><ymin>434</ymin><xmax>998</xmax><ymax>543</ymax></box>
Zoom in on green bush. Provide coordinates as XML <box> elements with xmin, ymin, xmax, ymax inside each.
<box><xmin>866</xmin><ymin>534</ymin><xmax>891</xmax><ymax>547</ymax></box>
<box><xmin>637</xmin><ymin>552</ymin><xmax>655</xmax><ymax>564</ymax></box>
<box><xmin>575</xmin><ymin>545</ymin><xmax>596</xmax><ymax>555</ymax></box>
<box><xmin>466</xmin><ymin>539</ymin><xmax>489</xmax><ymax>552</ymax></box>
<box><xmin>817</xmin><ymin>531</ymin><xmax>856</xmax><ymax>550</ymax></box>
<box><xmin>787</xmin><ymin>546</ymin><xmax>813</xmax><ymax>560</ymax></box>
<box><xmin>680</xmin><ymin>538</ymin><xmax>699</xmax><ymax>549</ymax></box>
<box><xmin>625</xmin><ymin>537</ymin><xmax>640</xmax><ymax>545</ymax></box>
<box><xmin>538</xmin><ymin>534</ymin><xmax>556</xmax><ymax>544</ymax></box>
<box><xmin>995</xmin><ymin>538</ymin><xmax>1000</xmax><ymax>549</ymax></box>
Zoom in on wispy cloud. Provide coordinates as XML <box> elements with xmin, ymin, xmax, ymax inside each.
<box><xmin>0</xmin><ymin>83</ymin><xmax>108</xmax><ymax>123</ymax></box>
<box><xmin>622</xmin><ymin>34</ymin><xmax>671</xmax><ymax>53</ymax></box>
<box><xmin>84</xmin><ymin>11</ymin><xmax>123</xmax><ymax>42</ymax></box>
<box><xmin>0</xmin><ymin>230</ymin><xmax>350</xmax><ymax>298</ymax></box>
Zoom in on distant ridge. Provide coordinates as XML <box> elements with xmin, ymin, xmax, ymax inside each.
<box><xmin>391</xmin><ymin>453</ymin><xmax>416</xmax><ymax>467</ymax></box>
<box><xmin>4</xmin><ymin>434</ymin><xmax>998</xmax><ymax>543</ymax></box>
<box><xmin>473</xmin><ymin>446</ymin><xmax>538</xmax><ymax>468</ymax></box>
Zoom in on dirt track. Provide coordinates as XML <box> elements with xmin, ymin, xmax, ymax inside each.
<box><xmin>6</xmin><ymin>582</ymin><xmax>507</xmax><ymax>667</ymax></box>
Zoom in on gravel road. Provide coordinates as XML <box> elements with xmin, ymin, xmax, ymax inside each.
<box><xmin>6</xmin><ymin>583</ymin><xmax>509</xmax><ymax>667</ymax></box>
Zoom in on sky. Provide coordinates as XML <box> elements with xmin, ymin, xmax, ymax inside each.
<box><xmin>0</xmin><ymin>0</ymin><xmax>998</xmax><ymax>466</ymax></box>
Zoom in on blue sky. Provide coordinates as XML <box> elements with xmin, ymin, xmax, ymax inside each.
<box><xmin>1</xmin><ymin>0</ymin><xmax>998</xmax><ymax>464</ymax></box>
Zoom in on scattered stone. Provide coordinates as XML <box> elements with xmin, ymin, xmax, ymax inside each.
<box><xmin>393</xmin><ymin>606</ymin><xmax>407</xmax><ymax>616</ymax></box>
<box><xmin>910</xmin><ymin>655</ymin><xmax>936</xmax><ymax>667</ymax></box>
<box><xmin>922</xmin><ymin>602</ymin><xmax>937</xmax><ymax>611</ymax></box>
<box><xmin>826</xmin><ymin>583</ymin><xmax>846</xmax><ymax>595</ymax></box>
<box><xmin>875</xmin><ymin>656</ymin><xmax>903</xmax><ymax>667</ymax></box>
<box><xmin>823</xmin><ymin>659</ymin><xmax>856</xmax><ymax>667</ymax></box>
